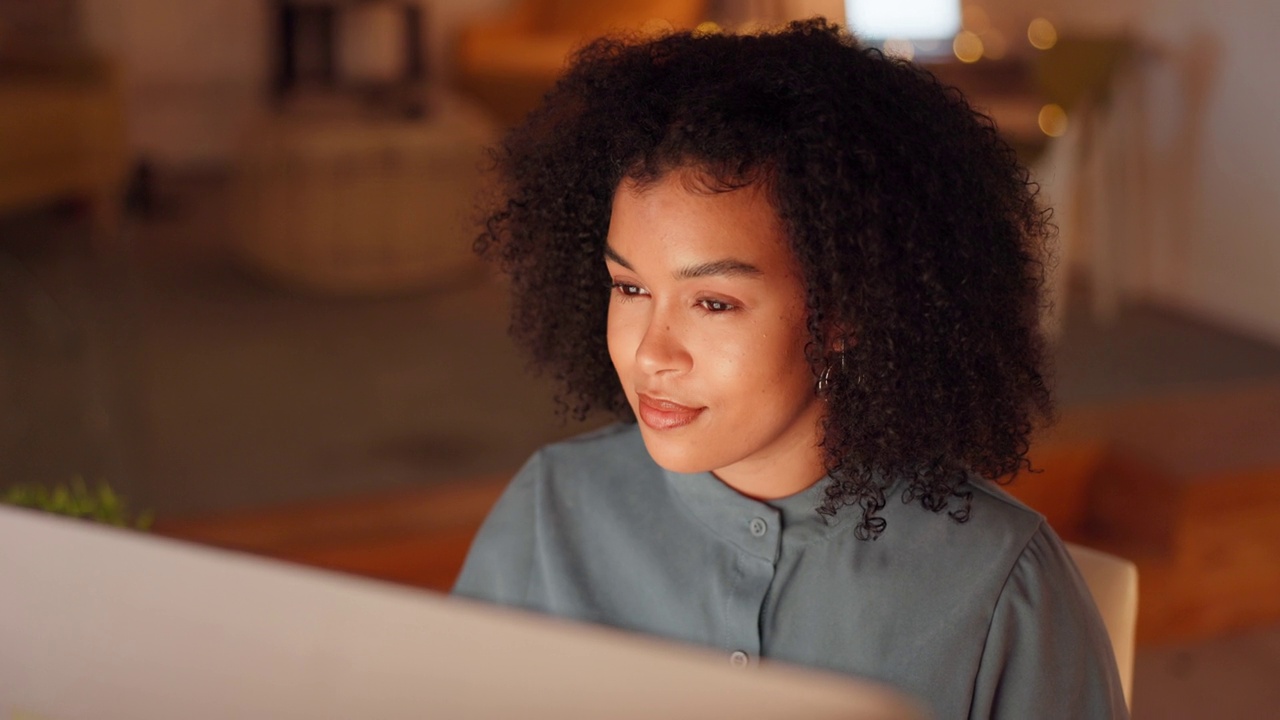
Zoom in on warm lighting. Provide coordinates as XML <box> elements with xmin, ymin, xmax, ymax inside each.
<box><xmin>1038</xmin><ymin>103</ymin><xmax>1068</xmax><ymax>136</ymax></box>
<box><xmin>982</xmin><ymin>29</ymin><xmax>1007</xmax><ymax>60</ymax></box>
<box><xmin>337</xmin><ymin>5</ymin><xmax>407</xmax><ymax>84</ymax></box>
<box><xmin>695</xmin><ymin>21</ymin><xmax>721</xmax><ymax>35</ymax></box>
<box><xmin>641</xmin><ymin>18</ymin><xmax>674</xmax><ymax>36</ymax></box>
<box><xmin>953</xmin><ymin>31</ymin><xmax>984</xmax><ymax>63</ymax></box>
<box><xmin>961</xmin><ymin>5</ymin><xmax>990</xmax><ymax>34</ymax></box>
<box><xmin>883</xmin><ymin>38</ymin><xmax>915</xmax><ymax>61</ymax></box>
<box><xmin>1027</xmin><ymin>18</ymin><xmax>1058</xmax><ymax>50</ymax></box>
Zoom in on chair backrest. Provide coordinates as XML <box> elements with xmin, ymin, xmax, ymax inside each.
<box><xmin>1065</xmin><ymin>542</ymin><xmax>1138</xmax><ymax>708</ymax></box>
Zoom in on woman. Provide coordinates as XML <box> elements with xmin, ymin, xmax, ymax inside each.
<box><xmin>454</xmin><ymin>20</ymin><xmax>1128</xmax><ymax>718</ymax></box>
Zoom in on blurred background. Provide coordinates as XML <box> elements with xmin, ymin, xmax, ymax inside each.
<box><xmin>2</xmin><ymin>0</ymin><xmax>1278</xmax><ymax>716</ymax></box>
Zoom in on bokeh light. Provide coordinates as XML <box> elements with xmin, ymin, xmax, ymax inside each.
<box><xmin>1028</xmin><ymin>18</ymin><xmax>1058</xmax><ymax>50</ymax></box>
<box><xmin>640</xmin><ymin>18</ymin><xmax>673</xmax><ymax>36</ymax></box>
<box><xmin>953</xmin><ymin>31</ymin><xmax>984</xmax><ymax>63</ymax></box>
<box><xmin>1038</xmin><ymin>103</ymin><xmax>1069</xmax><ymax>137</ymax></box>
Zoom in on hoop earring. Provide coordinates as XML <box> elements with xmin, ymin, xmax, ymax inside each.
<box><xmin>816</xmin><ymin>365</ymin><xmax>833</xmax><ymax>394</ymax></box>
<box><xmin>815</xmin><ymin>353</ymin><xmax>847</xmax><ymax>395</ymax></box>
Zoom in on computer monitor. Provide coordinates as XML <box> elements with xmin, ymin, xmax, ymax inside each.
<box><xmin>0</xmin><ymin>505</ymin><xmax>926</xmax><ymax>719</ymax></box>
<box><xmin>844</xmin><ymin>0</ymin><xmax>962</xmax><ymax>41</ymax></box>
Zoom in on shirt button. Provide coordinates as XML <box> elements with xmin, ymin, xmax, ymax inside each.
<box><xmin>748</xmin><ymin>517</ymin><xmax>768</xmax><ymax>537</ymax></box>
<box><xmin>729</xmin><ymin>650</ymin><xmax>750</xmax><ymax>667</ymax></box>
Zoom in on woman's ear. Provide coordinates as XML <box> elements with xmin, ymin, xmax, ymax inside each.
<box><xmin>816</xmin><ymin>324</ymin><xmax>854</xmax><ymax>396</ymax></box>
<box><xmin>824</xmin><ymin>321</ymin><xmax>856</xmax><ymax>354</ymax></box>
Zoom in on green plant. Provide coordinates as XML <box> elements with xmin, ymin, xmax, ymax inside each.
<box><xmin>2</xmin><ymin>478</ymin><xmax>153</xmax><ymax>530</ymax></box>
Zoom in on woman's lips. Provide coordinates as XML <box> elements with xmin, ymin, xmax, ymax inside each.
<box><xmin>637</xmin><ymin>394</ymin><xmax>705</xmax><ymax>430</ymax></box>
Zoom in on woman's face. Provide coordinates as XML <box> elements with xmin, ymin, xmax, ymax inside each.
<box><xmin>605</xmin><ymin>170</ymin><xmax>827</xmax><ymax>498</ymax></box>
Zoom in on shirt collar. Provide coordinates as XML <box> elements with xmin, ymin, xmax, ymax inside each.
<box><xmin>663</xmin><ymin>469</ymin><xmax>844</xmax><ymax>560</ymax></box>
<box><xmin>766</xmin><ymin>475</ymin><xmax>840</xmax><ymax>532</ymax></box>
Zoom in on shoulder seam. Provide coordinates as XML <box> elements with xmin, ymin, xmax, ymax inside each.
<box><xmin>969</xmin><ymin>515</ymin><xmax>1048</xmax><ymax>705</ymax></box>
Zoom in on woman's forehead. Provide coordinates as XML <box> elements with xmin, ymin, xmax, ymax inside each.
<box><xmin>607</xmin><ymin>170</ymin><xmax>798</xmax><ymax>276</ymax></box>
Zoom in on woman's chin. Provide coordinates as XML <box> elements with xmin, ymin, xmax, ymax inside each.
<box><xmin>637</xmin><ymin>433</ymin><xmax>717</xmax><ymax>475</ymax></box>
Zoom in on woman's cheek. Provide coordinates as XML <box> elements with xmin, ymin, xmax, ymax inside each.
<box><xmin>605</xmin><ymin>309</ymin><xmax>627</xmax><ymax>368</ymax></box>
<box><xmin>607</xmin><ymin>308</ymin><xmax>641</xmax><ymax>369</ymax></box>
<box><xmin>702</xmin><ymin>328</ymin><xmax>749</xmax><ymax>378</ymax></box>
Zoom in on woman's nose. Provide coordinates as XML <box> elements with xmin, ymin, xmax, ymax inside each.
<box><xmin>634</xmin><ymin>313</ymin><xmax>692</xmax><ymax>375</ymax></box>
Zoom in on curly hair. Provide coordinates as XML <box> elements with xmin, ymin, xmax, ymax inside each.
<box><xmin>474</xmin><ymin>19</ymin><xmax>1054</xmax><ymax>539</ymax></box>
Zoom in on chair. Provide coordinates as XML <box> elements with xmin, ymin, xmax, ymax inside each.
<box><xmin>1065</xmin><ymin>542</ymin><xmax>1138</xmax><ymax>708</ymax></box>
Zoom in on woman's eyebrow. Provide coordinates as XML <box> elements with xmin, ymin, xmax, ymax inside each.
<box><xmin>604</xmin><ymin>244</ymin><xmax>762</xmax><ymax>279</ymax></box>
<box><xmin>603</xmin><ymin>244</ymin><xmax>633</xmax><ymax>270</ymax></box>
<box><xmin>675</xmin><ymin>259</ymin><xmax>763</xmax><ymax>280</ymax></box>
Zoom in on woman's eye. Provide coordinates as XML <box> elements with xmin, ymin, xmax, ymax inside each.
<box><xmin>610</xmin><ymin>282</ymin><xmax>648</xmax><ymax>299</ymax></box>
<box><xmin>698</xmin><ymin>298</ymin><xmax>736</xmax><ymax>313</ymax></box>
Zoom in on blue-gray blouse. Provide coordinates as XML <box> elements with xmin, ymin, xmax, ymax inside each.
<box><xmin>454</xmin><ymin>423</ymin><xmax>1128</xmax><ymax>718</ymax></box>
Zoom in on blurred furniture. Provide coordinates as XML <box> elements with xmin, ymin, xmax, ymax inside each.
<box><xmin>453</xmin><ymin>0</ymin><xmax>710</xmax><ymax>124</ymax></box>
<box><xmin>922</xmin><ymin>56</ymin><xmax>1047</xmax><ymax>159</ymax></box>
<box><xmin>232</xmin><ymin>92</ymin><xmax>496</xmax><ymax>295</ymax></box>
<box><xmin>0</xmin><ymin>54</ymin><xmax>128</xmax><ymax>240</ymax></box>
<box><xmin>155</xmin><ymin>473</ymin><xmax>509</xmax><ymax>593</ymax></box>
<box><xmin>1029</xmin><ymin>36</ymin><xmax>1147</xmax><ymax>335</ymax></box>
<box><xmin>1065</xmin><ymin>542</ymin><xmax>1139</xmax><ymax>708</ymax></box>
<box><xmin>925</xmin><ymin>37</ymin><xmax>1152</xmax><ymax>340</ymax></box>
<box><xmin>1008</xmin><ymin>378</ymin><xmax>1280</xmax><ymax>647</ymax></box>
<box><xmin>272</xmin><ymin>0</ymin><xmax>428</xmax><ymax>107</ymax></box>
<box><xmin>236</xmin><ymin>1</ymin><xmax>493</xmax><ymax>295</ymax></box>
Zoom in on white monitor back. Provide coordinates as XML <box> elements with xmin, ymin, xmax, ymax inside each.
<box><xmin>0</xmin><ymin>505</ymin><xmax>927</xmax><ymax>720</ymax></box>
<box><xmin>844</xmin><ymin>0</ymin><xmax>961</xmax><ymax>40</ymax></box>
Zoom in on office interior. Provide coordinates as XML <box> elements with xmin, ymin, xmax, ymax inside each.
<box><xmin>2</xmin><ymin>0</ymin><xmax>1279</xmax><ymax>717</ymax></box>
